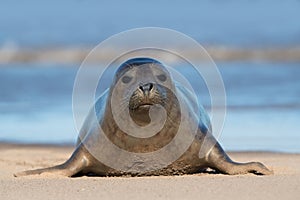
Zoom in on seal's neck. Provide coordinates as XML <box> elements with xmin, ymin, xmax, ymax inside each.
<box><xmin>129</xmin><ymin>107</ymin><xmax>152</xmax><ymax>126</ymax></box>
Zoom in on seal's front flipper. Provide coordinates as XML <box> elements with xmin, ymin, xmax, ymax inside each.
<box><xmin>207</xmin><ymin>142</ymin><xmax>273</xmax><ymax>175</ymax></box>
<box><xmin>14</xmin><ymin>163</ymin><xmax>75</xmax><ymax>177</ymax></box>
<box><xmin>14</xmin><ymin>147</ymin><xmax>89</xmax><ymax>177</ymax></box>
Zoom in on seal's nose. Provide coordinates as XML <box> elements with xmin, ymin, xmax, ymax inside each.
<box><xmin>139</xmin><ymin>83</ymin><xmax>153</xmax><ymax>94</ymax></box>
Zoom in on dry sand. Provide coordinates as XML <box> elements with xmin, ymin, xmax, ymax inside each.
<box><xmin>0</xmin><ymin>143</ymin><xmax>299</xmax><ymax>200</ymax></box>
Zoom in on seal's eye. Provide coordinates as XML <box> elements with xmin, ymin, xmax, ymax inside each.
<box><xmin>122</xmin><ymin>76</ymin><xmax>132</xmax><ymax>84</ymax></box>
<box><xmin>157</xmin><ymin>74</ymin><xmax>167</xmax><ymax>82</ymax></box>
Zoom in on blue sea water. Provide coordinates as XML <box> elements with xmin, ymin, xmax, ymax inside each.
<box><xmin>0</xmin><ymin>62</ymin><xmax>299</xmax><ymax>152</ymax></box>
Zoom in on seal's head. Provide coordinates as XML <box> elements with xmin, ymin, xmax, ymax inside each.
<box><xmin>111</xmin><ymin>58</ymin><xmax>175</xmax><ymax>126</ymax></box>
<box><xmin>102</xmin><ymin>58</ymin><xmax>180</xmax><ymax>151</ymax></box>
<box><xmin>112</xmin><ymin>57</ymin><xmax>174</xmax><ymax>108</ymax></box>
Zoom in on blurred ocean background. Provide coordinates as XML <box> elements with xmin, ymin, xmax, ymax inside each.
<box><xmin>0</xmin><ymin>0</ymin><xmax>299</xmax><ymax>152</ymax></box>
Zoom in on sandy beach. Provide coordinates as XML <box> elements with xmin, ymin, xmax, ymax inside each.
<box><xmin>0</xmin><ymin>143</ymin><xmax>299</xmax><ymax>200</ymax></box>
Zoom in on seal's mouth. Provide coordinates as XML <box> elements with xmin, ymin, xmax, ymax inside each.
<box><xmin>130</xmin><ymin>97</ymin><xmax>159</xmax><ymax>111</ymax></box>
<box><xmin>131</xmin><ymin>98</ymin><xmax>166</xmax><ymax>112</ymax></box>
<box><xmin>138</xmin><ymin>103</ymin><xmax>154</xmax><ymax>109</ymax></box>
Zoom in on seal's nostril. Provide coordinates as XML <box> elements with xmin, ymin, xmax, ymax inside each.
<box><xmin>139</xmin><ymin>85</ymin><xmax>144</xmax><ymax>92</ymax></box>
<box><xmin>149</xmin><ymin>83</ymin><xmax>153</xmax><ymax>91</ymax></box>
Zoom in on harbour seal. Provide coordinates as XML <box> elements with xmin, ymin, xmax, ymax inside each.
<box><xmin>15</xmin><ymin>58</ymin><xmax>272</xmax><ymax>177</ymax></box>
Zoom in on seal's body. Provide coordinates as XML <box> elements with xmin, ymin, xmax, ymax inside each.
<box><xmin>15</xmin><ymin>58</ymin><xmax>272</xmax><ymax>177</ymax></box>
